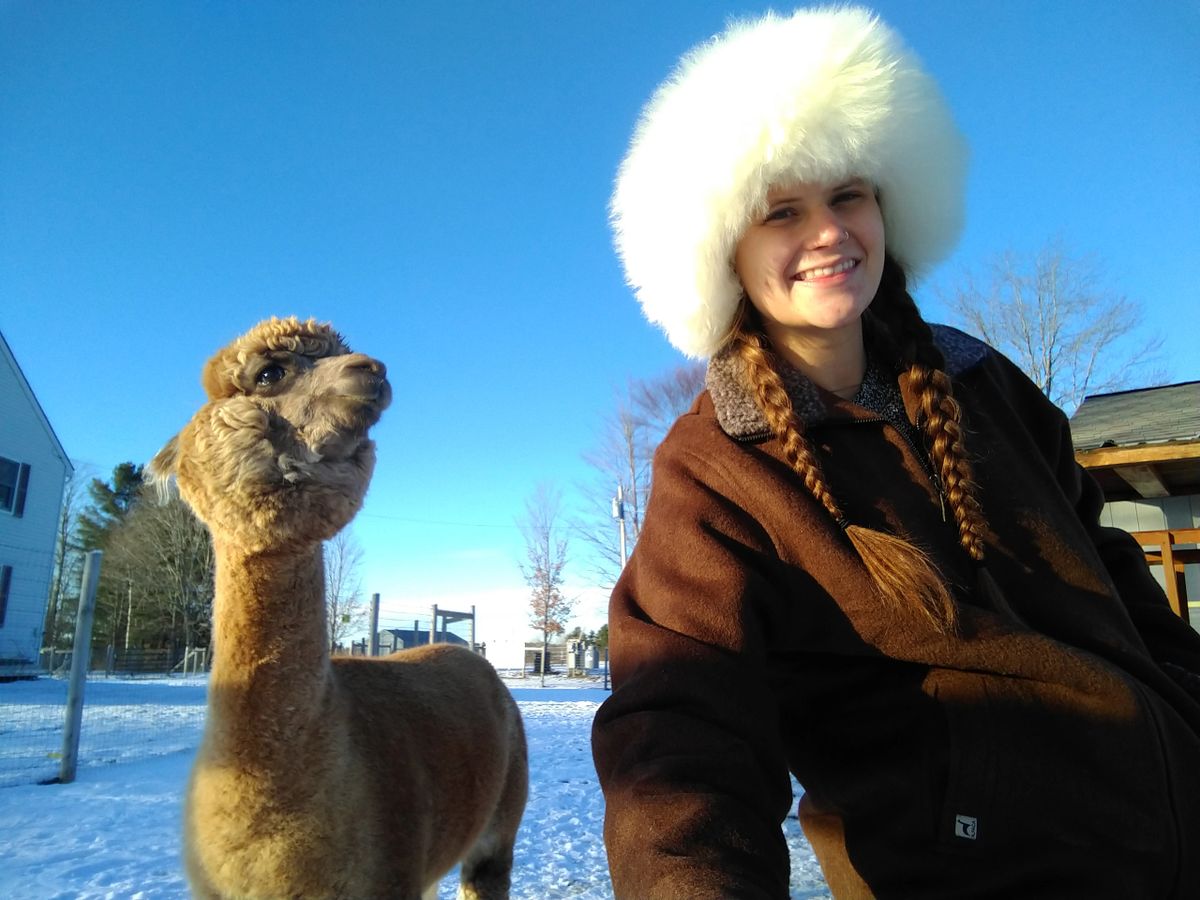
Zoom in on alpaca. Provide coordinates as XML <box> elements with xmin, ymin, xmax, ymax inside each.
<box><xmin>148</xmin><ymin>316</ymin><xmax>527</xmax><ymax>900</ymax></box>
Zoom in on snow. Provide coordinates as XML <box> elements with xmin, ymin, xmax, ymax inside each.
<box><xmin>0</xmin><ymin>674</ymin><xmax>831</xmax><ymax>899</ymax></box>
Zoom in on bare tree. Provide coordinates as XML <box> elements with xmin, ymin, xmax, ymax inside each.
<box><xmin>324</xmin><ymin>530</ymin><xmax>366</xmax><ymax>652</ymax></box>
<box><xmin>103</xmin><ymin>490</ymin><xmax>215</xmax><ymax>656</ymax></box>
<box><xmin>518</xmin><ymin>482</ymin><xmax>573</xmax><ymax>686</ymax></box>
<box><xmin>580</xmin><ymin>400</ymin><xmax>646</xmax><ymax>576</ymax></box>
<box><xmin>577</xmin><ymin>363</ymin><xmax>706</xmax><ymax>586</ymax></box>
<box><xmin>43</xmin><ymin>468</ymin><xmax>90</xmax><ymax>652</ymax></box>
<box><xmin>942</xmin><ymin>243</ymin><xmax>1163</xmax><ymax>414</ymax></box>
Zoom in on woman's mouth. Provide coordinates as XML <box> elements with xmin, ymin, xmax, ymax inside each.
<box><xmin>795</xmin><ymin>258</ymin><xmax>858</xmax><ymax>281</ymax></box>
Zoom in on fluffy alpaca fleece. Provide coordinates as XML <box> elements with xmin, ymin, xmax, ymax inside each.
<box><xmin>610</xmin><ymin>6</ymin><xmax>968</xmax><ymax>358</ymax></box>
<box><xmin>149</xmin><ymin>317</ymin><xmax>528</xmax><ymax>900</ymax></box>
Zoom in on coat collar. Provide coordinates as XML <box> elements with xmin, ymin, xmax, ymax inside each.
<box><xmin>705</xmin><ymin>324</ymin><xmax>988</xmax><ymax>439</ymax></box>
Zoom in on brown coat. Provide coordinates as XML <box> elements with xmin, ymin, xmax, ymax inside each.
<box><xmin>592</xmin><ymin>327</ymin><xmax>1200</xmax><ymax>899</ymax></box>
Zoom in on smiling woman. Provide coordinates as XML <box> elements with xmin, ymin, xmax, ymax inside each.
<box><xmin>732</xmin><ymin>178</ymin><xmax>885</xmax><ymax>396</ymax></box>
<box><xmin>593</xmin><ymin>6</ymin><xmax>1200</xmax><ymax>899</ymax></box>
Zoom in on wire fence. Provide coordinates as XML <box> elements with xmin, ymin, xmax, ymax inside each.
<box><xmin>1</xmin><ymin>588</ymin><xmax>593</xmax><ymax>788</ymax></box>
<box><xmin>0</xmin><ymin>672</ymin><xmax>207</xmax><ymax>788</ymax></box>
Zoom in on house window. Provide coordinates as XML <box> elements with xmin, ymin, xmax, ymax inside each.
<box><xmin>0</xmin><ymin>457</ymin><xmax>30</xmax><ymax>517</ymax></box>
<box><xmin>0</xmin><ymin>565</ymin><xmax>11</xmax><ymax>628</ymax></box>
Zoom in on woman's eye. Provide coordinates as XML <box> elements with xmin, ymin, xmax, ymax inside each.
<box><xmin>832</xmin><ymin>190</ymin><xmax>862</xmax><ymax>205</ymax></box>
<box><xmin>765</xmin><ymin>206</ymin><xmax>797</xmax><ymax>222</ymax></box>
<box><xmin>255</xmin><ymin>364</ymin><xmax>286</xmax><ymax>386</ymax></box>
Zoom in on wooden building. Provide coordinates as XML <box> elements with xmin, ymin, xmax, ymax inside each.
<box><xmin>1070</xmin><ymin>381</ymin><xmax>1200</xmax><ymax>628</ymax></box>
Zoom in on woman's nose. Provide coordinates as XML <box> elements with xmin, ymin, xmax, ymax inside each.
<box><xmin>804</xmin><ymin>208</ymin><xmax>846</xmax><ymax>249</ymax></box>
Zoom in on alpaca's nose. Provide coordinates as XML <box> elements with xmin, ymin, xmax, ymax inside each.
<box><xmin>344</xmin><ymin>354</ymin><xmax>387</xmax><ymax>379</ymax></box>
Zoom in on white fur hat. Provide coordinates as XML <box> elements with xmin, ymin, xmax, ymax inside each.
<box><xmin>611</xmin><ymin>6</ymin><xmax>968</xmax><ymax>358</ymax></box>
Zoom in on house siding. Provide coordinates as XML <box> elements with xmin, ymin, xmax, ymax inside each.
<box><xmin>0</xmin><ymin>335</ymin><xmax>71</xmax><ymax>666</ymax></box>
<box><xmin>1099</xmin><ymin>497</ymin><xmax>1200</xmax><ymax>633</ymax></box>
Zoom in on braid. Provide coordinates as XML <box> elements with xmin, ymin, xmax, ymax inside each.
<box><xmin>872</xmin><ymin>257</ymin><xmax>990</xmax><ymax>562</ymax></box>
<box><xmin>727</xmin><ymin>298</ymin><xmax>957</xmax><ymax>632</ymax></box>
<box><xmin>729</xmin><ymin>325</ymin><xmax>844</xmax><ymax>522</ymax></box>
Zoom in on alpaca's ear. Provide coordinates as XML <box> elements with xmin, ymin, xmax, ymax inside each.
<box><xmin>146</xmin><ymin>434</ymin><xmax>181</xmax><ymax>503</ymax></box>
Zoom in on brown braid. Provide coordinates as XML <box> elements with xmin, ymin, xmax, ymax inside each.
<box><xmin>726</xmin><ymin>299</ymin><xmax>957</xmax><ymax>633</ymax></box>
<box><xmin>729</xmin><ymin>322</ymin><xmax>844</xmax><ymax>522</ymax></box>
<box><xmin>870</xmin><ymin>257</ymin><xmax>990</xmax><ymax>562</ymax></box>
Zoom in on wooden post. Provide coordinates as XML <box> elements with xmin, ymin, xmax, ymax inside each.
<box><xmin>60</xmin><ymin>550</ymin><xmax>102</xmax><ymax>784</ymax></box>
<box><xmin>368</xmin><ymin>593</ymin><xmax>380</xmax><ymax>657</ymax></box>
<box><xmin>1133</xmin><ymin>529</ymin><xmax>1196</xmax><ymax>625</ymax></box>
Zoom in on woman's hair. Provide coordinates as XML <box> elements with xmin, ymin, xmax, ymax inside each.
<box><xmin>725</xmin><ymin>254</ymin><xmax>988</xmax><ymax>633</ymax></box>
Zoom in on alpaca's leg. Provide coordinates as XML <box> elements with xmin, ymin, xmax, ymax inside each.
<box><xmin>456</xmin><ymin>830</ymin><xmax>514</xmax><ymax>900</ymax></box>
<box><xmin>458</xmin><ymin>734</ymin><xmax>527</xmax><ymax>900</ymax></box>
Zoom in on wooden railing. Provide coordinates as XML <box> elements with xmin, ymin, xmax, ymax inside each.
<box><xmin>1131</xmin><ymin>528</ymin><xmax>1200</xmax><ymax>625</ymax></box>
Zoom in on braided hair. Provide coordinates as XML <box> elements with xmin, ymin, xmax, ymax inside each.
<box><xmin>725</xmin><ymin>255</ymin><xmax>990</xmax><ymax>633</ymax></box>
<box><xmin>868</xmin><ymin>256</ymin><xmax>989</xmax><ymax>563</ymax></box>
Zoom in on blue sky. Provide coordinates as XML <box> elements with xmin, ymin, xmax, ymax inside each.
<box><xmin>3</xmin><ymin>1</ymin><xmax>1197</xmax><ymax>649</ymax></box>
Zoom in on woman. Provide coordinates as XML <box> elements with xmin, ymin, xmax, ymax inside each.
<box><xmin>592</xmin><ymin>8</ymin><xmax>1200</xmax><ymax>898</ymax></box>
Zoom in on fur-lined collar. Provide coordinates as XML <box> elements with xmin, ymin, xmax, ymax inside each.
<box><xmin>705</xmin><ymin>324</ymin><xmax>989</xmax><ymax>438</ymax></box>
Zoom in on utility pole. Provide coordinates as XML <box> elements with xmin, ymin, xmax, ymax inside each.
<box><xmin>607</xmin><ymin>484</ymin><xmax>629</xmax><ymax>694</ymax></box>
<box><xmin>368</xmin><ymin>593</ymin><xmax>380</xmax><ymax>657</ymax></box>
<box><xmin>611</xmin><ymin>483</ymin><xmax>628</xmax><ymax>568</ymax></box>
<box><xmin>123</xmin><ymin>580</ymin><xmax>133</xmax><ymax>651</ymax></box>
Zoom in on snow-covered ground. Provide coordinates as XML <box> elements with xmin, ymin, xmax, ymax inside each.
<box><xmin>0</xmin><ymin>674</ymin><xmax>830</xmax><ymax>899</ymax></box>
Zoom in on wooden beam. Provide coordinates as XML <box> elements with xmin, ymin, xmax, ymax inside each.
<box><xmin>1075</xmin><ymin>439</ymin><xmax>1200</xmax><ymax>469</ymax></box>
<box><xmin>1131</xmin><ymin>529</ymin><xmax>1199</xmax><ymax>625</ymax></box>
<box><xmin>1159</xmin><ymin>540</ymin><xmax>1184</xmax><ymax>619</ymax></box>
<box><xmin>1112</xmin><ymin>464</ymin><xmax>1170</xmax><ymax>498</ymax></box>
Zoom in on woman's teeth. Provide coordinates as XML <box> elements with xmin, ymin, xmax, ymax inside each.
<box><xmin>798</xmin><ymin>258</ymin><xmax>856</xmax><ymax>280</ymax></box>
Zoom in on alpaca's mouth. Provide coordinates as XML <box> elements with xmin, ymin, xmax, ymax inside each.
<box><xmin>357</xmin><ymin>379</ymin><xmax>392</xmax><ymax>420</ymax></box>
<box><xmin>345</xmin><ymin>382</ymin><xmax>391</xmax><ymax>432</ymax></box>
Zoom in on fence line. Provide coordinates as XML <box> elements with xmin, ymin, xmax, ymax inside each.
<box><xmin>0</xmin><ymin>673</ymin><xmax>208</xmax><ymax>789</ymax></box>
<box><xmin>0</xmin><ymin>549</ymin><xmax>212</xmax><ymax>788</ymax></box>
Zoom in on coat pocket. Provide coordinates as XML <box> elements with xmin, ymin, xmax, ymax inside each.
<box><xmin>925</xmin><ymin>671</ymin><xmax>997</xmax><ymax>854</ymax></box>
<box><xmin>924</xmin><ymin>666</ymin><xmax>1170</xmax><ymax>861</ymax></box>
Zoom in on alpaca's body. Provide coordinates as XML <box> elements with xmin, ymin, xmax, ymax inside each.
<box><xmin>152</xmin><ymin>318</ymin><xmax>527</xmax><ymax>899</ymax></box>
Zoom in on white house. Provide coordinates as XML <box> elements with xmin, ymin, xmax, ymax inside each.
<box><xmin>0</xmin><ymin>330</ymin><xmax>72</xmax><ymax>673</ymax></box>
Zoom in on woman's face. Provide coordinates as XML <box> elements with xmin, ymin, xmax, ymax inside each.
<box><xmin>734</xmin><ymin>178</ymin><xmax>885</xmax><ymax>342</ymax></box>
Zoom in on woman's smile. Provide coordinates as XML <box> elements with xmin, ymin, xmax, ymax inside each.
<box><xmin>794</xmin><ymin>257</ymin><xmax>859</xmax><ymax>281</ymax></box>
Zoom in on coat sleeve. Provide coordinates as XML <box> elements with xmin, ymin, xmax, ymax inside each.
<box><xmin>986</xmin><ymin>352</ymin><xmax>1200</xmax><ymax>692</ymax></box>
<box><xmin>591</xmin><ymin>432</ymin><xmax>795</xmax><ymax>899</ymax></box>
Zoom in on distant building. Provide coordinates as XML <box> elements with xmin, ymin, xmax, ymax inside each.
<box><xmin>0</xmin><ymin>331</ymin><xmax>73</xmax><ymax>673</ymax></box>
<box><xmin>377</xmin><ymin>627</ymin><xmax>469</xmax><ymax>653</ymax></box>
<box><xmin>1070</xmin><ymin>381</ymin><xmax>1200</xmax><ymax>628</ymax></box>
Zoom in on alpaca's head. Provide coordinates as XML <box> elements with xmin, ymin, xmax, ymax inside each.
<box><xmin>149</xmin><ymin>317</ymin><xmax>391</xmax><ymax>551</ymax></box>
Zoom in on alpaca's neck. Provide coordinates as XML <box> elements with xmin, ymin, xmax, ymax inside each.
<box><xmin>207</xmin><ymin>539</ymin><xmax>336</xmax><ymax>750</ymax></box>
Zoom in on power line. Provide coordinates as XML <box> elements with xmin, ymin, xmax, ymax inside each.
<box><xmin>357</xmin><ymin>511</ymin><xmax>517</xmax><ymax>530</ymax></box>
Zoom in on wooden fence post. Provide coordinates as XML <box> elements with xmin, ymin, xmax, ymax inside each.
<box><xmin>60</xmin><ymin>550</ymin><xmax>103</xmax><ymax>784</ymax></box>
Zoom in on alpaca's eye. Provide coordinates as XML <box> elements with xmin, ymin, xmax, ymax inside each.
<box><xmin>255</xmin><ymin>364</ymin><xmax>286</xmax><ymax>386</ymax></box>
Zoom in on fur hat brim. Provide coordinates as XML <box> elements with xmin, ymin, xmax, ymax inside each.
<box><xmin>611</xmin><ymin>6</ymin><xmax>968</xmax><ymax>358</ymax></box>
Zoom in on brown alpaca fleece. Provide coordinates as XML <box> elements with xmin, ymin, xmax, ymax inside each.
<box><xmin>150</xmin><ymin>317</ymin><xmax>528</xmax><ymax>900</ymax></box>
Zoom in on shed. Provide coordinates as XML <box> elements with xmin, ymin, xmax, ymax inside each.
<box><xmin>377</xmin><ymin>627</ymin><xmax>469</xmax><ymax>653</ymax></box>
